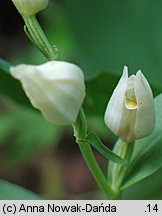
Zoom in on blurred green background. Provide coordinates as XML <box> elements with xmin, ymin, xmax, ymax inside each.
<box><xmin>0</xmin><ymin>0</ymin><xmax>162</xmax><ymax>199</ymax></box>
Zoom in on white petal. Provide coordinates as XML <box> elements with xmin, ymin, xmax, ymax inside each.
<box><xmin>10</xmin><ymin>61</ymin><xmax>85</xmax><ymax>125</ymax></box>
<box><xmin>37</xmin><ymin>61</ymin><xmax>84</xmax><ymax>81</ymax></box>
<box><xmin>125</xmin><ymin>75</ymin><xmax>137</xmax><ymax>110</ymax></box>
<box><xmin>134</xmin><ymin>71</ymin><xmax>155</xmax><ymax>138</ymax></box>
<box><xmin>119</xmin><ymin>74</ymin><xmax>137</xmax><ymax>142</ymax></box>
<box><xmin>118</xmin><ymin>106</ymin><xmax>137</xmax><ymax>143</ymax></box>
<box><xmin>10</xmin><ymin>64</ymin><xmax>34</xmax><ymax>79</ymax></box>
<box><xmin>104</xmin><ymin>66</ymin><xmax>128</xmax><ymax>136</ymax></box>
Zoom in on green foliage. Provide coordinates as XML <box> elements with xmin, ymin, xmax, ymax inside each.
<box><xmin>123</xmin><ymin>167</ymin><xmax>162</xmax><ymax>199</ymax></box>
<box><xmin>65</xmin><ymin>0</ymin><xmax>162</xmax><ymax>89</ymax></box>
<box><xmin>122</xmin><ymin>94</ymin><xmax>162</xmax><ymax>189</ymax></box>
<box><xmin>0</xmin><ymin>180</ymin><xmax>41</xmax><ymax>200</ymax></box>
<box><xmin>0</xmin><ymin>101</ymin><xmax>62</xmax><ymax>165</ymax></box>
<box><xmin>0</xmin><ymin>58</ymin><xmax>31</xmax><ymax>107</ymax></box>
<box><xmin>82</xmin><ymin>132</ymin><xmax>126</xmax><ymax>165</ymax></box>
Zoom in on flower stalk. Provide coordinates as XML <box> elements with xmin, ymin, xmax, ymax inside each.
<box><xmin>108</xmin><ymin>139</ymin><xmax>134</xmax><ymax>197</ymax></box>
<box><xmin>73</xmin><ymin>109</ymin><xmax>114</xmax><ymax>199</ymax></box>
<box><xmin>23</xmin><ymin>15</ymin><xmax>58</xmax><ymax>60</ymax></box>
<box><xmin>12</xmin><ymin>0</ymin><xmax>57</xmax><ymax>60</ymax></box>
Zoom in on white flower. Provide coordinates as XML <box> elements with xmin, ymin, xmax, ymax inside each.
<box><xmin>10</xmin><ymin>61</ymin><xmax>85</xmax><ymax>125</ymax></box>
<box><xmin>12</xmin><ymin>0</ymin><xmax>49</xmax><ymax>16</ymax></box>
<box><xmin>104</xmin><ymin>66</ymin><xmax>155</xmax><ymax>143</ymax></box>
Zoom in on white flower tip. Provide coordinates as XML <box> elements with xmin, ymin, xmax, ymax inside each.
<box><xmin>123</xmin><ymin>65</ymin><xmax>128</xmax><ymax>75</ymax></box>
<box><xmin>136</xmin><ymin>69</ymin><xmax>143</xmax><ymax>78</ymax></box>
<box><xmin>10</xmin><ymin>65</ymin><xmax>24</xmax><ymax>79</ymax></box>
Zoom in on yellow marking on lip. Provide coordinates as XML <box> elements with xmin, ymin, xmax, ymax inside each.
<box><xmin>125</xmin><ymin>97</ymin><xmax>137</xmax><ymax>110</ymax></box>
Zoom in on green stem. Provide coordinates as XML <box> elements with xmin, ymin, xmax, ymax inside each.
<box><xmin>108</xmin><ymin>139</ymin><xmax>134</xmax><ymax>197</ymax></box>
<box><xmin>77</xmin><ymin>140</ymin><xmax>113</xmax><ymax>199</ymax></box>
<box><xmin>73</xmin><ymin>109</ymin><xmax>114</xmax><ymax>199</ymax></box>
<box><xmin>22</xmin><ymin>15</ymin><xmax>58</xmax><ymax>60</ymax></box>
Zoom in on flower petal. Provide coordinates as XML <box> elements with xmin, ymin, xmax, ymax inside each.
<box><xmin>104</xmin><ymin>66</ymin><xmax>128</xmax><ymax>136</ymax></box>
<box><xmin>10</xmin><ymin>61</ymin><xmax>85</xmax><ymax>125</ymax></box>
<box><xmin>134</xmin><ymin>71</ymin><xmax>155</xmax><ymax>138</ymax></box>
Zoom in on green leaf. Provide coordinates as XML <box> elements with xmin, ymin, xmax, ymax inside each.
<box><xmin>0</xmin><ymin>58</ymin><xmax>11</xmax><ymax>72</ymax></box>
<box><xmin>0</xmin><ymin>102</ymin><xmax>62</xmax><ymax>165</ymax></box>
<box><xmin>122</xmin><ymin>94</ymin><xmax>162</xmax><ymax>189</ymax></box>
<box><xmin>0</xmin><ymin>58</ymin><xmax>31</xmax><ymax>107</ymax></box>
<box><xmin>81</xmin><ymin>132</ymin><xmax>126</xmax><ymax>165</ymax></box>
<box><xmin>66</xmin><ymin>0</ymin><xmax>162</xmax><ymax>90</ymax></box>
<box><xmin>0</xmin><ymin>179</ymin><xmax>41</xmax><ymax>200</ymax></box>
<box><xmin>83</xmin><ymin>72</ymin><xmax>119</xmax><ymax>116</ymax></box>
<box><xmin>66</xmin><ymin>0</ymin><xmax>162</xmax><ymax>121</ymax></box>
<box><xmin>123</xmin><ymin>167</ymin><xmax>162</xmax><ymax>199</ymax></box>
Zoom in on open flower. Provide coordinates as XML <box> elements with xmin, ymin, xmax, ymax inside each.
<box><xmin>10</xmin><ymin>61</ymin><xmax>85</xmax><ymax>125</ymax></box>
<box><xmin>104</xmin><ymin>66</ymin><xmax>155</xmax><ymax>143</ymax></box>
<box><xmin>12</xmin><ymin>0</ymin><xmax>49</xmax><ymax>16</ymax></box>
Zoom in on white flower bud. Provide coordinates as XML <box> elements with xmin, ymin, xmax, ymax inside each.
<box><xmin>10</xmin><ymin>61</ymin><xmax>85</xmax><ymax>125</ymax></box>
<box><xmin>104</xmin><ymin>66</ymin><xmax>155</xmax><ymax>143</ymax></box>
<box><xmin>12</xmin><ymin>0</ymin><xmax>49</xmax><ymax>16</ymax></box>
